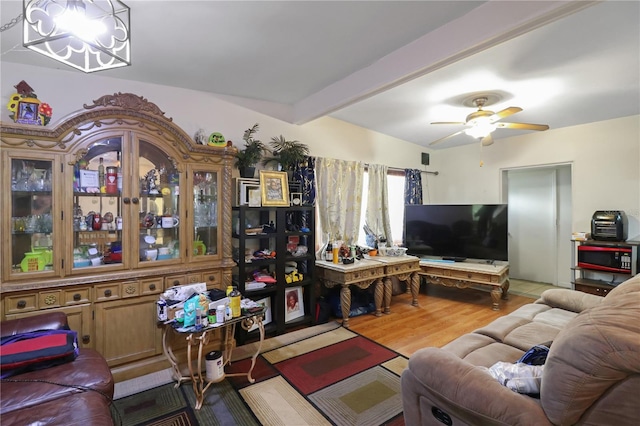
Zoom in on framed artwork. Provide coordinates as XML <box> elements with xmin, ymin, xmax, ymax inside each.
<box><xmin>285</xmin><ymin>286</ymin><xmax>304</xmax><ymax>323</ymax></box>
<box><xmin>248</xmin><ymin>189</ymin><xmax>261</xmax><ymax>207</ymax></box>
<box><xmin>260</xmin><ymin>171</ymin><xmax>289</xmax><ymax>207</ymax></box>
<box><xmin>248</xmin><ymin>296</ymin><xmax>272</xmax><ymax>332</ymax></box>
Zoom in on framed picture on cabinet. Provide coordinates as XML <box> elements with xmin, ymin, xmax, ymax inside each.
<box><xmin>260</xmin><ymin>171</ymin><xmax>289</xmax><ymax>207</ymax></box>
<box><xmin>248</xmin><ymin>296</ymin><xmax>272</xmax><ymax>332</ymax></box>
<box><xmin>285</xmin><ymin>286</ymin><xmax>304</xmax><ymax>323</ymax></box>
<box><xmin>248</xmin><ymin>189</ymin><xmax>261</xmax><ymax>207</ymax></box>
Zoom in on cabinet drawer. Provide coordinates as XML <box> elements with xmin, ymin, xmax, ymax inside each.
<box><xmin>575</xmin><ymin>283</ymin><xmax>611</xmax><ymax>296</ymax></box>
<box><xmin>39</xmin><ymin>290</ymin><xmax>62</xmax><ymax>308</ymax></box>
<box><xmin>122</xmin><ymin>281</ymin><xmax>140</xmax><ymax>298</ymax></box>
<box><xmin>140</xmin><ymin>278</ymin><xmax>163</xmax><ymax>295</ymax></box>
<box><xmin>5</xmin><ymin>293</ymin><xmax>37</xmax><ymax>314</ymax></box>
<box><xmin>201</xmin><ymin>270</ymin><xmax>222</xmax><ymax>289</ymax></box>
<box><xmin>449</xmin><ymin>269</ymin><xmax>492</xmax><ymax>283</ymax></box>
<box><xmin>187</xmin><ymin>273</ymin><xmax>202</xmax><ymax>284</ymax></box>
<box><xmin>421</xmin><ymin>266</ymin><xmax>448</xmax><ymax>276</ymax></box>
<box><xmin>63</xmin><ymin>287</ymin><xmax>91</xmax><ymax>305</ymax></box>
<box><xmin>95</xmin><ymin>283</ymin><xmax>121</xmax><ymax>301</ymax></box>
<box><xmin>165</xmin><ymin>274</ymin><xmax>187</xmax><ymax>287</ymax></box>
<box><xmin>388</xmin><ymin>262</ymin><xmax>418</xmax><ymax>275</ymax></box>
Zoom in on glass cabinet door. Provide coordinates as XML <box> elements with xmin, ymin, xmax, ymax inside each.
<box><xmin>71</xmin><ymin>137</ymin><xmax>125</xmax><ymax>271</ymax></box>
<box><xmin>8</xmin><ymin>155</ymin><xmax>56</xmax><ymax>277</ymax></box>
<box><xmin>191</xmin><ymin>167</ymin><xmax>219</xmax><ymax>259</ymax></box>
<box><xmin>137</xmin><ymin>140</ymin><xmax>181</xmax><ymax>265</ymax></box>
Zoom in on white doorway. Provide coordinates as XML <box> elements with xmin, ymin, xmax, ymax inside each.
<box><xmin>503</xmin><ymin>164</ymin><xmax>572</xmax><ymax>286</ymax></box>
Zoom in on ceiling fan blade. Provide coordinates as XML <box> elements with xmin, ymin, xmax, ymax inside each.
<box><xmin>489</xmin><ymin>107</ymin><xmax>522</xmax><ymax>122</ymax></box>
<box><xmin>429</xmin><ymin>130</ymin><xmax>466</xmax><ymax>146</ymax></box>
<box><xmin>481</xmin><ymin>134</ymin><xmax>494</xmax><ymax>146</ymax></box>
<box><xmin>496</xmin><ymin>122</ymin><xmax>549</xmax><ymax>131</ymax></box>
<box><xmin>430</xmin><ymin>121</ymin><xmax>465</xmax><ymax>125</ymax></box>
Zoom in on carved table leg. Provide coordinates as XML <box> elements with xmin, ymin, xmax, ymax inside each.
<box><xmin>374</xmin><ymin>278</ymin><xmax>385</xmax><ymax>315</ymax></box>
<box><xmin>501</xmin><ymin>279</ymin><xmax>510</xmax><ymax>300</ymax></box>
<box><xmin>491</xmin><ymin>287</ymin><xmax>502</xmax><ymax>311</ymax></box>
<box><xmin>382</xmin><ymin>277</ymin><xmax>391</xmax><ymax>314</ymax></box>
<box><xmin>410</xmin><ymin>272</ymin><xmax>420</xmax><ymax>306</ymax></box>
<box><xmin>341</xmin><ymin>284</ymin><xmax>352</xmax><ymax>328</ymax></box>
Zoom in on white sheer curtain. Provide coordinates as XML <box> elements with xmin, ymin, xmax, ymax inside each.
<box><xmin>366</xmin><ymin>164</ymin><xmax>393</xmax><ymax>244</ymax></box>
<box><xmin>315</xmin><ymin>157</ymin><xmax>364</xmax><ymax>249</ymax></box>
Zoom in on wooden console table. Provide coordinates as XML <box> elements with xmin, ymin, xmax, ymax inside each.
<box><xmin>315</xmin><ymin>259</ymin><xmax>385</xmax><ymax>328</ymax></box>
<box><xmin>370</xmin><ymin>255</ymin><xmax>421</xmax><ymax>311</ymax></box>
<box><xmin>418</xmin><ymin>259</ymin><xmax>509</xmax><ymax>310</ymax></box>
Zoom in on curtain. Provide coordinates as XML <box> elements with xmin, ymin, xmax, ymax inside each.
<box><xmin>295</xmin><ymin>156</ymin><xmax>316</xmax><ymax>206</ymax></box>
<box><xmin>315</xmin><ymin>157</ymin><xmax>364</xmax><ymax>247</ymax></box>
<box><xmin>366</xmin><ymin>164</ymin><xmax>393</xmax><ymax>244</ymax></box>
<box><xmin>404</xmin><ymin>168</ymin><xmax>423</xmax><ymax>205</ymax></box>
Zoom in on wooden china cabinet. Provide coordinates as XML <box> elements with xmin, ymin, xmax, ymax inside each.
<box><xmin>0</xmin><ymin>93</ymin><xmax>235</xmax><ymax>381</ymax></box>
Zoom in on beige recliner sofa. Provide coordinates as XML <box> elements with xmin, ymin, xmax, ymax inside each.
<box><xmin>402</xmin><ymin>274</ymin><xmax>640</xmax><ymax>425</ymax></box>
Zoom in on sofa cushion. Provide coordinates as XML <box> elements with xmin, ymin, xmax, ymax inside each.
<box><xmin>602</xmin><ymin>273</ymin><xmax>640</xmax><ymax>302</ymax></box>
<box><xmin>0</xmin><ymin>389</ymin><xmax>114</xmax><ymax>426</ymax></box>
<box><xmin>0</xmin><ymin>348</ymin><xmax>114</xmax><ymax>415</ymax></box>
<box><xmin>535</xmin><ymin>288</ymin><xmax>603</xmax><ymax>313</ymax></box>
<box><xmin>503</xmin><ymin>321</ymin><xmax>560</xmax><ymax>352</ymax></box>
<box><xmin>541</xmin><ymin>280</ymin><xmax>640</xmax><ymax>425</ymax></box>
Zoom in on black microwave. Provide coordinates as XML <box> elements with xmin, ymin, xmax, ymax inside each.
<box><xmin>577</xmin><ymin>245</ymin><xmax>632</xmax><ymax>273</ymax></box>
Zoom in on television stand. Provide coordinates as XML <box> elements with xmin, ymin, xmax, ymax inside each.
<box><xmin>418</xmin><ymin>259</ymin><xmax>510</xmax><ymax>310</ymax></box>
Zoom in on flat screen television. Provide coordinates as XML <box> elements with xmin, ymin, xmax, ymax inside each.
<box><xmin>403</xmin><ymin>204</ymin><xmax>508</xmax><ymax>262</ymax></box>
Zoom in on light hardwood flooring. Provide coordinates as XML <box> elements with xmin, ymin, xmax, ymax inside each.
<box><xmin>346</xmin><ymin>279</ymin><xmax>556</xmax><ymax>357</ymax></box>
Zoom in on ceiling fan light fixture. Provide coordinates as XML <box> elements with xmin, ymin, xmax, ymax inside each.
<box><xmin>464</xmin><ymin>117</ymin><xmax>496</xmax><ymax>139</ymax></box>
<box><xmin>22</xmin><ymin>0</ymin><xmax>131</xmax><ymax>73</ymax></box>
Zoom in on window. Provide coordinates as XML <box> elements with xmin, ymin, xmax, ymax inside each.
<box><xmin>357</xmin><ymin>169</ymin><xmax>405</xmax><ymax>247</ymax></box>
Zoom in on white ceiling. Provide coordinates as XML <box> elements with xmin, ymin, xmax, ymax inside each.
<box><xmin>1</xmin><ymin>1</ymin><xmax>638</xmax><ymax>150</ymax></box>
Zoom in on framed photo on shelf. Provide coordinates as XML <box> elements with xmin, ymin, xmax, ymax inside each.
<box><xmin>248</xmin><ymin>189</ymin><xmax>261</xmax><ymax>207</ymax></box>
<box><xmin>248</xmin><ymin>296</ymin><xmax>272</xmax><ymax>332</ymax></box>
<box><xmin>285</xmin><ymin>286</ymin><xmax>304</xmax><ymax>322</ymax></box>
<box><xmin>260</xmin><ymin>171</ymin><xmax>289</xmax><ymax>207</ymax></box>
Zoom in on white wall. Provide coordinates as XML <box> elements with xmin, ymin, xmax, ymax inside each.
<box><xmin>430</xmin><ymin>115</ymin><xmax>640</xmax><ymax>240</ymax></box>
<box><xmin>0</xmin><ymin>63</ymin><xmax>425</xmax><ymax>170</ymax></box>
<box><xmin>3</xmin><ymin>62</ymin><xmax>639</xmax><ymax>239</ymax></box>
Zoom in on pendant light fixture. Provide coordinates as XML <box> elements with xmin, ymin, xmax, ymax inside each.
<box><xmin>23</xmin><ymin>0</ymin><xmax>131</xmax><ymax>73</ymax></box>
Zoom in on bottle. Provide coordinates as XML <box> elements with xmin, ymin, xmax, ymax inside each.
<box><xmin>226</xmin><ymin>285</ymin><xmax>234</xmax><ymax>297</ymax></box>
<box><xmin>98</xmin><ymin>157</ymin><xmax>105</xmax><ymax>192</ymax></box>
<box><xmin>332</xmin><ymin>241</ymin><xmax>339</xmax><ymax>264</ymax></box>
<box><xmin>325</xmin><ymin>241</ymin><xmax>333</xmax><ymax>262</ymax></box>
<box><xmin>230</xmin><ymin>287</ymin><xmax>241</xmax><ymax>318</ymax></box>
<box><xmin>216</xmin><ymin>305</ymin><xmax>225</xmax><ymax>323</ymax></box>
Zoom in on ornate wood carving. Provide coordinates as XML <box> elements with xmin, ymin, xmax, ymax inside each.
<box><xmin>84</xmin><ymin>93</ymin><xmax>170</xmax><ymax>120</ymax></box>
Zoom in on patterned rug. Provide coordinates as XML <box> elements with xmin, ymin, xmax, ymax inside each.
<box><xmin>111</xmin><ymin>322</ymin><xmax>407</xmax><ymax>426</ymax></box>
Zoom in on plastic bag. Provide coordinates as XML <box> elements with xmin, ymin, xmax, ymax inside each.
<box><xmin>183</xmin><ymin>295</ymin><xmax>198</xmax><ymax>327</ymax></box>
<box><xmin>487</xmin><ymin>361</ymin><xmax>544</xmax><ymax>395</ymax></box>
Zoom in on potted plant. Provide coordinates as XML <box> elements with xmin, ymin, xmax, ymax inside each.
<box><xmin>235</xmin><ymin>123</ymin><xmax>265</xmax><ymax>178</ymax></box>
<box><xmin>263</xmin><ymin>135</ymin><xmax>309</xmax><ymax>178</ymax></box>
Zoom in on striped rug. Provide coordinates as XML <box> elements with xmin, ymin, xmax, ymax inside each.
<box><xmin>111</xmin><ymin>321</ymin><xmax>406</xmax><ymax>425</ymax></box>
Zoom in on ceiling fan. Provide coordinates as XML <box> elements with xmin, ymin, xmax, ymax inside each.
<box><xmin>429</xmin><ymin>97</ymin><xmax>549</xmax><ymax>147</ymax></box>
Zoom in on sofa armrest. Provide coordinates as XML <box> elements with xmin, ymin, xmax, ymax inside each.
<box><xmin>0</xmin><ymin>312</ymin><xmax>68</xmax><ymax>339</ymax></box>
<box><xmin>535</xmin><ymin>288</ymin><xmax>602</xmax><ymax>313</ymax></box>
<box><xmin>403</xmin><ymin>347</ymin><xmax>551</xmax><ymax>426</ymax></box>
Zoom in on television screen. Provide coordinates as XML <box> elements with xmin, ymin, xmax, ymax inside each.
<box><xmin>403</xmin><ymin>204</ymin><xmax>508</xmax><ymax>261</ymax></box>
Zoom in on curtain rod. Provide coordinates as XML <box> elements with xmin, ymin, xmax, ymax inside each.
<box><xmin>364</xmin><ymin>163</ymin><xmax>439</xmax><ymax>176</ymax></box>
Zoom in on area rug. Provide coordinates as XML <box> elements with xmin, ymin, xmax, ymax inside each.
<box><xmin>111</xmin><ymin>322</ymin><xmax>407</xmax><ymax>426</ymax></box>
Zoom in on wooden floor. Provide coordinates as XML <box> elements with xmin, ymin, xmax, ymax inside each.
<box><xmin>341</xmin><ymin>283</ymin><xmax>541</xmax><ymax>357</ymax></box>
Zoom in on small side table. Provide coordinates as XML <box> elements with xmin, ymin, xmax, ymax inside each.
<box><xmin>370</xmin><ymin>255</ymin><xmax>421</xmax><ymax>311</ymax></box>
<box><xmin>315</xmin><ymin>259</ymin><xmax>385</xmax><ymax>328</ymax></box>
<box><xmin>161</xmin><ymin>309</ymin><xmax>265</xmax><ymax>410</ymax></box>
